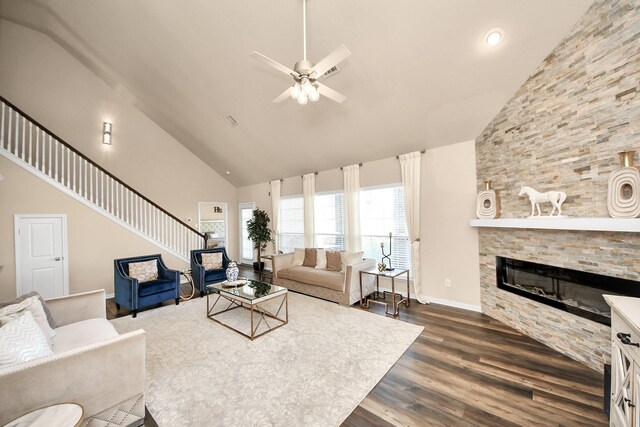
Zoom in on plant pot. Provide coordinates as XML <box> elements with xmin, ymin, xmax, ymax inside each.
<box><xmin>253</xmin><ymin>261</ymin><xmax>265</xmax><ymax>271</ymax></box>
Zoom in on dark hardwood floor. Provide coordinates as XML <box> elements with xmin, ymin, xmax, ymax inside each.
<box><xmin>107</xmin><ymin>266</ymin><xmax>608</xmax><ymax>426</ymax></box>
<box><xmin>343</xmin><ymin>300</ymin><xmax>608</xmax><ymax>426</ymax></box>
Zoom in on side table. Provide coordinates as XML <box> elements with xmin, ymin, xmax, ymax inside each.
<box><xmin>180</xmin><ymin>270</ymin><xmax>195</xmax><ymax>300</ymax></box>
<box><xmin>3</xmin><ymin>403</ymin><xmax>83</xmax><ymax>427</ymax></box>
<box><xmin>359</xmin><ymin>268</ymin><xmax>410</xmax><ymax>317</ymax></box>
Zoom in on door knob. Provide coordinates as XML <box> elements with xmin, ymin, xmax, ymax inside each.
<box><xmin>54</xmin><ymin>257</ymin><xmax>61</xmax><ymax>261</ymax></box>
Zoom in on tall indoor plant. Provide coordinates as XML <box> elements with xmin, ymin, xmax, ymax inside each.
<box><xmin>246</xmin><ymin>208</ymin><xmax>274</xmax><ymax>271</ymax></box>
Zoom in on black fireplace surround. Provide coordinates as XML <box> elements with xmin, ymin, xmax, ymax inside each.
<box><xmin>496</xmin><ymin>257</ymin><xmax>640</xmax><ymax>326</ymax></box>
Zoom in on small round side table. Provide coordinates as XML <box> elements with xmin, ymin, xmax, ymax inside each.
<box><xmin>3</xmin><ymin>403</ymin><xmax>83</xmax><ymax>427</ymax></box>
<box><xmin>180</xmin><ymin>270</ymin><xmax>195</xmax><ymax>300</ymax></box>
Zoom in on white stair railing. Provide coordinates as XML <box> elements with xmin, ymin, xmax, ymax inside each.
<box><xmin>0</xmin><ymin>97</ymin><xmax>205</xmax><ymax>261</ymax></box>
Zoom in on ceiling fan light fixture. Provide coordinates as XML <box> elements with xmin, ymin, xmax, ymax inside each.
<box><xmin>250</xmin><ymin>0</ymin><xmax>350</xmax><ymax>105</ymax></box>
<box><xmin>290</xmin><ymin>83</ymin><xmax>301</xmax><ymax>99</ymax></box>
<box><xmin>297</xmin><ymin>92</ymin><xmax>309</xmax><ymax>105</ymax></box>
<box><xmin>302</xmin><ymin>79</ymin><xmax>314</xmax><ymax>95</ymax></box>
<box><xmin>309</xmin><ymin>88</ymin><xmax>320</xmax><ymax>102</ymax></box>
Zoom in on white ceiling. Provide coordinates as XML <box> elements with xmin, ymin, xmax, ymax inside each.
<box><xmin>0</xmin><ymin>0</ymin><xmax>594</xmax><ymax>186</ymax></box>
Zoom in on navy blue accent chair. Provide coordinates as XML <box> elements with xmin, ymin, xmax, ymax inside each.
<box><xmin>114</xmin><ymin>254</ymin><xmax>180</xmax><ymax>318</ymax></box>
<box><xmin>191</xmin><ymin>248</ymin><xmax>231</xmax><ymax>297</ymax></box>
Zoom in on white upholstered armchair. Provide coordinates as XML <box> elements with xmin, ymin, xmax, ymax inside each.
<box><xmin>0</xmin><ymin>290</ymin><xmax>146</xmax><ymax>426</ymax></box>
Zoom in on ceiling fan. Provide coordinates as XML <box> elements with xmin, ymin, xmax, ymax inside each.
<box><xmin>250</xmin><ymin>0</ymin><xmax>351</xmax><ymax>105</ymax></box>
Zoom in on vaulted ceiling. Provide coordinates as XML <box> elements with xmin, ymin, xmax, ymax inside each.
<box><xmin>0</xmin><ymin>0</ymin><xmax>593</xmax><ymax>186</ymax></box>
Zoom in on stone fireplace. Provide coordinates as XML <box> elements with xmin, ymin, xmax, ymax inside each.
<box><xmin>496</xmin><ymin>256</ymin><xmax>640</xmax><ymax>326</ymax></box>
<box><xmin>474</xmin><ymin>0</ymin><xmax>640</xmax><ymax>371</ymax></box>
<box><xmin>477</xmin><ymin>229</ymin><xmax>640</xmax><ymax>371</ymax></box>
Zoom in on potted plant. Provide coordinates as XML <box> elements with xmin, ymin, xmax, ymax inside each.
<box><xmin>246</xmin><ymin>208</ymin><xmax>274</xmax><ymax>271</ymax></box>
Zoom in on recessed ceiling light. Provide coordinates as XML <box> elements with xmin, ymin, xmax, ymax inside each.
<box><xmin>484</xmin><ymin>28</ymin><xmax>504</xmax><ymax>46</ymax></box>
<box><xmin>225</xmin><ymin>171</ymin><xmax>231</xmax><ymax>175</ymax></box>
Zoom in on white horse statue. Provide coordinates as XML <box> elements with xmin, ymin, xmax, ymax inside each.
<box><xmin>518</xmin><ymin>186</ymin><xmax>567</xmax><ymax>217</ymax></box>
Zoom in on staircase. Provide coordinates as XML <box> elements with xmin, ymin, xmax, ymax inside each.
<box><xmin>0</xmin><ymin>96</ymin><xmax>205</xmax><ymax>262</ymax></box>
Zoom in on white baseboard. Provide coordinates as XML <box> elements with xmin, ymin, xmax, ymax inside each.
<box><xmin>375</xmin><ymin>286</ymin><xmax>482</xmax><ymax>313</ymax></box>
<box><xmin>426</xmin><ymin>296</ymin><xmax>482</xmax><ymax>313</ymax></box>
<box><xmin>105</xmin><ymin>293</ymin><xmax>114</xmax><ymax>299</ymax></box>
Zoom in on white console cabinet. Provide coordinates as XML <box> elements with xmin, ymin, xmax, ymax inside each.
<box><xmin>605</xmin><ymin>295</ymin><xmax>640</xmax><ymax>427</ymax></box>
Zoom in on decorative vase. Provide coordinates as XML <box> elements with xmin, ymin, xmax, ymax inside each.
<box><xmin>607</xmin><ymin>151</ymin><xmax>640</xmax><ymax>218</ymax></box>
<box><xmin>226</xmin><ymin>261</ymin><xmax>239</xmax><ymax>282</ymax></box>
<box><xmin>476</xmin><ymin>180</ymin><xmax>498</xmax><ymax>219</ymax></box>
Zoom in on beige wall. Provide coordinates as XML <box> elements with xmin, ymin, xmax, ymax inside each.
<box><xmin>237</xmin><ymin>140</ymin><xmax>481</xmax><ymax>309</ymax></box>
<box><xmin>0</xmin><ymin>156</ymin><xmax>189</xmax><ymax>300</ymax></box>
<box><xmin>0</xmin><ymin>20</ymin><xmax>238</xmax><ymax>298</ymax></box>
<box><xmin>421</xmin><ymin>141</ymin><xmax>480</xmax><ymax>307</ymax></box>
<box><xmin>0</xmin><ymin>19</ymin><xmax>480</xmax><ymax>307</ymax></box>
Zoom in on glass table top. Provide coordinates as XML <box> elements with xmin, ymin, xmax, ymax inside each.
<box><xmin>362</xmin><ymin>268</ymin><xmax>409</xmax><ymax>278</ymax></box>
<box><xmin>207</xmin><ymin>279</ymin><xmax>287</xmax><ymax>301</ymax></box>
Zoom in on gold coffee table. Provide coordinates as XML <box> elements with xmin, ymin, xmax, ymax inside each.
<box><xmin>206</xmin><ymin>280</ymin><xmax>288</xmax><ymax>340</ymax></box>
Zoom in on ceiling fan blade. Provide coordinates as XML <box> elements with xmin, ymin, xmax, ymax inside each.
<box><xmin>272</xmin><ymin>88</ymin><xmax>291</xmax><ymax>103</ymax></box>
<box><xmin>309</xmin><ymin>45</ymin><xmax>351</xmax><ymax>78</ymax></box>
<box><xmin>317</xmin><ymin>83</ymin><xmax>346</xmax><ymax>104</ymax></box>
<box><xmin>250</xmin><ymin>51</ymin><xmax>299</xmax><ymax>77</ymax></box>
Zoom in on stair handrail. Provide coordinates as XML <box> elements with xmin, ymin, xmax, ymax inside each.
<box><xmin>0</xmin><ymin>94</ymin><xmax>206</xmax><ymax>240</ymax></box>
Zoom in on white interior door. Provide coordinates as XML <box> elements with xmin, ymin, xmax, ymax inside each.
<box><xmin>15</xmin><ymin>215</ymin><xmax>68</xmax><ymax>298</ymax></box>
<box><xmin>239</xmin><ymin>202</ymin><xmax>255</xmax><ymax>265</ymax></box>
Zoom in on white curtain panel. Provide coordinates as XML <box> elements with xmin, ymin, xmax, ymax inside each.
<box><xmin>343</xmin><ymin>164</ymin><xmax>362</xmax><ymax>252</ymax></box>
<box><xmin>270</xmin><ymin>180</ymin><xmax>281</xmax><ymax>252</ymax></box>
<box><xmin>302</xmin><ymin>173</ymin><xmax>316</xmax><ymax>248</ymax></box>
<box><xmin>399</xmin><ymin>151</ymin><xmax>428</xmax><ymax>304</ymax></box>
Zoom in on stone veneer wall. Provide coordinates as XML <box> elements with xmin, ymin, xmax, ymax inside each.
<box><xmin>475</xmin><ymin>0</ymin><xmax>640</xmax><ymax>371</ymax></box>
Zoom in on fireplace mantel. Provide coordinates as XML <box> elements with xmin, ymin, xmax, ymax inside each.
<box><xmin>470</xmin><ymin>218</ymin><xmax>640</xmax><ymax>233</ymax></box>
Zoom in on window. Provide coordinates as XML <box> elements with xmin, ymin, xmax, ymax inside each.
<box><xmin>278</xmin><ymin>186</ymin><xmax>410</xmax><ymax>271</ymax></box>
<box><xmin>315</xmin><ymin>192</ymin><xmax>344</xmax><ymax>250</ymax></box>
<box><xmin>278</xmin><ymin>196</ymin><xmax>304</xmax><ymax>253</ymax></box>
<box><xmin>239</xmin><ymin>203</ymin><xmax>255</xmax><ymax>263</ymax></box>
<box><xmin>360</xmin><ymin>186</ymin><xmax>411</xmax><ymax>271</ymax></box>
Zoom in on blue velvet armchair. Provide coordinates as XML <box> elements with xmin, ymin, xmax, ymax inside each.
<box><xmin>191</xmin><ymin>248</ymin><xmax>231</xmax><ymax>297</ymax></box>
<box><xmin>114</xmin><ymin>254</ymin><xmax>180</xmax><ymax>317</ymax></box>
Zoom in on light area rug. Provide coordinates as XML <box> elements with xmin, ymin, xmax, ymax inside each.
<box><xmin>111</xmin><ymin>292</ymin><xmax>423</xmax><ymax>426</ymax></box>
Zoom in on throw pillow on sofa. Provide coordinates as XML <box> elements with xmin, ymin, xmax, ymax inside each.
<box><xmin>0</xmin><ymin>291</ymin><xmax>57</xmax><ymax>328</ymax></box>
<box><xmin>0</xmin><ymin>310</ymin><xmax>53</xmax><ymax>366</ymax></box>
<box><xmin>326</xmin><ymin>251</ymin><xmax>342</xmax><ymax>272</ymax></box>
<box><xmin>303</xmin><ymin>248</ymin><xmax>317</xmax><ymax>267</ymax></box>
<box><xmin>128</xmin><ymin>260</ymin><xmax>159</xmax><ymax>283</ymax></box>
<box><xmin>0</xmin><ymin>295</ymin><xmax>56</xmax><ymax>345</ymax></box>
<box><xmin>315</xmin><ymin>249</ymin><xmax>327</xmax><ymax>269</ymax></box>
<box><xmin>340</xmin><ymin>251</ymin><xmax>364</xmax><ymax>273</ymax></box>
<box><xmin>201</xmin><ymin>252</ymin><xmax>223</xmax><ymax>270</ymax></box>
<box><xmin>292</xmin><ymin>248</ymin><xmax>305</xmax><ymax>266</ymax></box>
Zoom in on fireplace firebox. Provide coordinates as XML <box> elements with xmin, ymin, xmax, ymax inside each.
<box><xmin>496</xmin><ymin>257</ymin><xmax>640</xmax><ymax>326</ymax></box>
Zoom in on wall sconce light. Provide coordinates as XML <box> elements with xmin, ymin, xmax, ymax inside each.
<box><xmin>0</xmin><ymin>173</ymin><xmax>4</xmax><ymax>182</ymax></box>
<box><xmin>102</xmin><ymin>122</ymin><xmax>112</xmax><ymax>145</ymax></box>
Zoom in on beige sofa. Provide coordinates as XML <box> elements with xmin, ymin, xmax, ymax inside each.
<box><xmin>0</xmin><ymin>290</ymin><xmax>146</xmax><ymax>427</ymax></box>
<box><xmin>272</xmin><ymin>253</ymin><xmax>376</xmax><ymax>305</ymax></box>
